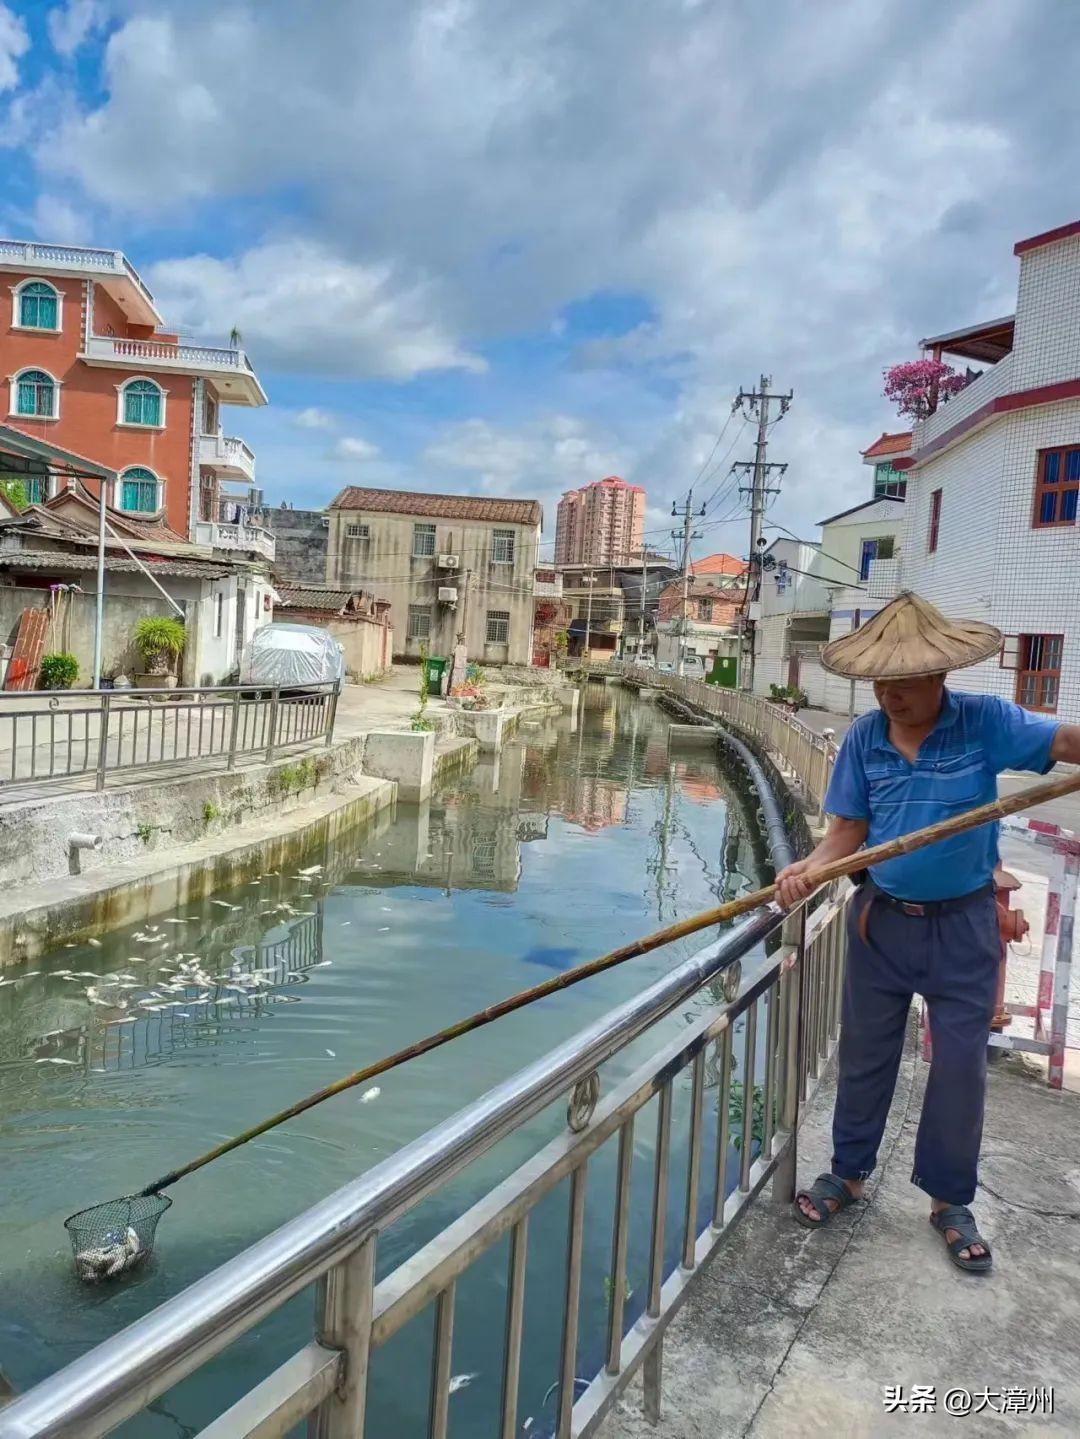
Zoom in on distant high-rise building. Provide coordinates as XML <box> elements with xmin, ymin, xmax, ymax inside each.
<box><xmin>554</xmin><ymin>475</ymin><xmax>645</xmax><ymax>567</ymax></box>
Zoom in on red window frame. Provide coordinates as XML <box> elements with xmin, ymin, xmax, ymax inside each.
<box><xmin>927</xmin><ymin>488</ymin><xmax>942</xmax><ymax>554</ymax></box>
<box><xmin>1032</xmin><ymin>446</ymin><xmax>1080</xmax><ymax>529</ymax></box>
<box><xmin>1005</xmin><ymin>633</ymin><xmax>1064</xmax><ymax>713</ymax></box>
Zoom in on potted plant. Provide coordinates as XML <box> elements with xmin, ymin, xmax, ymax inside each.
<box><xmin>133</xmin><ymin>616</ymin><xmax>185</xmax><ymax>688</ymax></box>
<box><xmin>38</xmin><ymin>652</ymin><xmax>79</xmax><ymax>690</ymax></box>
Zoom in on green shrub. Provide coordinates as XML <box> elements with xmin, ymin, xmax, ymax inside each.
<box><xmin>203</xmin><ymin>800</ymin><xmax>221</xmax><ymax>824</ymax></box>
<box><xmin>133</xmin><ymin>616</ymin><xmax>186</xmax><ymax>663</ymax></box>
<box><xmin>38</xmin><ymin>652</ymin><xmax>79</xmax><ymax>690</ymax></box>
<box><xmin>136</xmin><ymin>821</ymin><xmax>153</xmax><ymax>844</ymax></box>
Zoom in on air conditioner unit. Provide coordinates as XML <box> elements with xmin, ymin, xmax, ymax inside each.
<box><xmin>438</xmin><ymin>586</ymin><xmax>459</xmax><ymax>603</ymax></box>
<box><xmin>437</xmin><ymin>553</ymin><xmax>460</xmax><ymax>569</ymax></box>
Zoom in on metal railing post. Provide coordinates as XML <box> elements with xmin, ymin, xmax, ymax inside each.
<box><xmin>226</xmin><ymin>689</ymin><xmax>242</xmax><ymax>770</ymax></box>
<box><xmin>266</xmin><ymin>686</ymin><xmax>281</xmax><ymax>763</ymax></box>
<box><xmin>312</xmin><ymin>1237</ymin><xmax>375</xmax><ymax>1439</ymax></box>
<box><xmin>325</xmin><ymin>681</ymin><xmax>340</xmax><ymax>747</ymax></box>
<box><xmin>94</xmin><ymin>691</ymin><xmax>112</xmax><ymax>791</ymax></box>
<box><xmin>771</xmin><ymin>906</ymin><xmax>806</xmax><ymax>1207</ymax></box>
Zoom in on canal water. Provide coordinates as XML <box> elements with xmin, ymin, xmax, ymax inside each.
<box><xmin>0</xmin><ymin>684</ymin><xmax>772</xmax><ymax>1436</ymax></box>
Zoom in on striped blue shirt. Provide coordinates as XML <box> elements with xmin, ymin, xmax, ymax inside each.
<box><xmin>825</xmin><ymin>690</ymin><xmax>1059</xmax><ymax>900</ymax></box>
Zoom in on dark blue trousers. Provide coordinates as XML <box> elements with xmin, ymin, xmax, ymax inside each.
<box><xmin>831</xmin><ymin>883</ymin><xmax>1001</xmax><ymax>1206</ymax></box>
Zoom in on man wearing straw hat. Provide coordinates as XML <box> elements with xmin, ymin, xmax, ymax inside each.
<box><xmin>775</xmin><ymin>592</ymin><xmax>1080</xmax><ymax>1273</ymax></box>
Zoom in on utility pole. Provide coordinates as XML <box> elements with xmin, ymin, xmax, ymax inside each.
<box><xmin>582</xmin><ymin>571</ymin><xmax>597</xmax><ymax>661</ymax></box>
<box><xmin>637</xmin><ymin>548</ymin><xmax>647</xmax><ymax>661</ymax></box>
<box><xmin>671</xmin><ymin>493</ymin><xmax>704</xmax><ymax>677</ymax></box>
<box><xmin>733</xmin><ymin>375</ymin><xmax>793</xmax><ymax>692</ymax></box>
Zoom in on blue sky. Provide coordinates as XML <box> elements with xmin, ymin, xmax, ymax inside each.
<box><xmin>1</xmin><ymin>0</ymin><xmax>1077</xmax><ymax>563</ymax></box>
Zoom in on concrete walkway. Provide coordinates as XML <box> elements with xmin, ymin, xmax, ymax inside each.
<box><xmin>605</xmin><ymin>1030</ymin><xmax>1080</xmax><ymax>1438</ymax></box>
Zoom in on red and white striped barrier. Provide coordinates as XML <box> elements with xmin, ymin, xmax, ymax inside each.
<box><xmin>920</xmin><ymin>814</ymin><xmax>1078</xmax><ymax>1090</ymax></box>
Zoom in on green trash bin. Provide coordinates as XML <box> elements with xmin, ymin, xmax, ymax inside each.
<box><xmin>707</xmin><ymin>655</ymin><xmax>738</xmax><ymax>688</ymax></box>
<box><xmin>424</xmin><ymin>655</ymin><xmax>449</xmax><ymax>696</ymax></box>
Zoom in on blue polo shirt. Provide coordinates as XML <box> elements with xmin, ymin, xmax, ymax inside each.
<box><xmin>825</xmin><ymin>690</ymin><xmax>1060</xmax><ymax>901</ymax></box>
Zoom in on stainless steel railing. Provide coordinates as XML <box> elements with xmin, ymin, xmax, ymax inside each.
<box><xmin>0</xmin><ymin>890</ymin><xmax>850</xmax><ymax>1439</ymax></box>
<box><xmin>0</xmin><ymin>681</ymin><xmax>340</xmax><ymax>800</ymax></box>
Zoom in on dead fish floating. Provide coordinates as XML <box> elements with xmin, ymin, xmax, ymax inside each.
<box><xmin>75</xmin><ymin>1226</ymin><xmax>144</xmax><ymax>1283</ymax></box>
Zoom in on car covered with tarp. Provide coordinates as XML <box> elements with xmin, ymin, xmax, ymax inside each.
<box><xmin>240</xmin><ymin>623</ymin><xmax>345</xmax><ymax>688</ymax></box>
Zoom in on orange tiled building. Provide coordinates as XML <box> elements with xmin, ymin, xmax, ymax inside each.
<box><xmin>0</xmin><ymin>240</ymin><xmax>266</xmax><ymax>543</ymax></box>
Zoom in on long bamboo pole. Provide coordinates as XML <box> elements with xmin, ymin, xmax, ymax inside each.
<box><xmin>140</xmin><ymin>765</ymin><xmax>1080</xmax><ymax>1196</ymax></box>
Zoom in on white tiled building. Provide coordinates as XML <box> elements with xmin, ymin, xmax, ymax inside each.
<box><xmin>895</xmin><ymin>220</ymin><xmax>1080</xmax><ymax>722</ymax></box>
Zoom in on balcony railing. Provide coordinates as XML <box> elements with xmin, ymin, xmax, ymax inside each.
<box><xmin>194</xmin><ymin>518</ymin><xmax>275</xmax><ymax>561</ymax></box>
<box><xmin>0</xmin><ymin>671</ymin><xmax>851</xmax><ymax>1439</ymax></box>
<box><xmin>83</xmin><ymin>334</ymin><xmax>257</xmax><ymax>374</ymax></box>
<box><xmin>915</xmin><ymin>351</ymin><xmax>1015</xmax><ymax>451</ymax></box>
<box><xmin>199</xmin><ymin>430</ymin><xmax>256</xmax><ymax>480</ymax></box>
<box><xmin>0</xmin><ymin>239</ymin><xmax>157</xmax><ymax>312</ymax></box>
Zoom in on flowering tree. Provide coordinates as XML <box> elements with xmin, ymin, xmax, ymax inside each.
<box><xmin>883</xmin><ymin>359</ymin><xmax>969</xmax><ymax>420</ymax></box>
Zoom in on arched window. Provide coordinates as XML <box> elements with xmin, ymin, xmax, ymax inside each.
<box><xmin>118</xmin><ymin>466</ymin><xmax>161</xmax><ymax>514</ymax></box>
<box><xmin>13</xmin><ymin>369</ymin><xmax>57</xmax><ymax>419</ymax></box>
<box><xmin>16</xmin><ymin>280</ymin><xmax>60</xmax><ymax>331</ymax></box>
<box><xmin>119</xmin><ymin>377</ymin><xmax>164</xmax><ymax>428</ymax></box>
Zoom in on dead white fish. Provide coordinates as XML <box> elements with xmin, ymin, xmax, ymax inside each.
<box><xmin>75</xmin><ymin>1226</ymin><xmax>142</xmax><ymax>1284</ymax></box>
<box><xmin>298</xmin><ymin>864</ymin><xmax>323</xmax><ymax>876</ymax></box>
<box><xmin>211</xmin><ymin>901</ymin><xmax>239</xmax><ymax>910</ymax></box>
<box><xmin>312</xmin><ymin>960</ymin><xmax>333</xmax><ymax>969</ymax></box>
<box><xmin>340</xmin><ymin>921</ymin><xmax>352</xmax><ymax>927</ymax></box>
<box><xmin>378</xmin><ymin>927</ymin><xmax>390</xmax><ymax>933</ymax></box>
<box><xmin>0</xmin><ymin>978</ymin><xmax>16</xmax><ymax>989</ymax></box>
<box><xmin>87</xmin><ymin>939</ymin><xmax>102</xmax><ymax>949</ymax></box>
<box><xmin>111</xmin><ymin>1017</ymin><xmax>137</xmax><ymax>1025</ymax></box>
<box><xmin>360</xmin><ymin>1087</ymin><xmax>380</xmax><ymax>1103</ymax></box>
<box><xmin>449</xmin><ymin>1374</ymin><xmax>479</xmax><ymax>1395</ymax></box>
<box><xmin>380</xmin><ymin>907</ymin><xmax>392</xmax><ymax>913</ymax></box>
<box><xmin>325</xmin><ymin>1048</ymin><xmax>336</xmax><ymax>1057</ymax></box>
<box><xmin>18</xmin><ymin>970</ymin><xmax>41</xmax><ymax>978</ymax></box>
<box><xmin>35</xmin><ymin>1057</ymin><xmax>78</xmax><ymax>1065</ymax></box>
<box><xmin>163</xmin><ymin>919</ymin><xmax>188</xmax><ymax>926</ymax></box>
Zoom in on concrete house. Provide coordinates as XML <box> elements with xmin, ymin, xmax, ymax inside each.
<box><xmin>892</xmin><ymin>219</ymin><xmax>1080</xmax><ymax>721</ymax></box>
<box><xmin>0</xmin><ymin>238</ymin><xmax>268</xmax><ymax>564</ymax></box>
<box><xmin>325</xmin><ymin>487</ymin><xmax>542</xmax><ymax>666</ymax></box>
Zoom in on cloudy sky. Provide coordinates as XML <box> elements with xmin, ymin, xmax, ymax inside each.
<box><xmin>1</xmin><ymin>0</ymin><xmax>1076</xmax><ymax>563</ymax></box>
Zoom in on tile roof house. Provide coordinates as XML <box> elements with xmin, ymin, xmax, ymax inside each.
<box><xmin>0</xmin><ymin>428</ymin><xmax>271</xmax><ymax>686</ymax></box>
<box><xmin>326</xmin><ymin>485</ymin><xmax>543</xmax><ymax>667</ymax></box>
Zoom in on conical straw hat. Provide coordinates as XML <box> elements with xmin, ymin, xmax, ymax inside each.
<box><xmin>819</xmin><ymin>591</ymin><xmax>1001</xmax><ymax>680</ymax></box>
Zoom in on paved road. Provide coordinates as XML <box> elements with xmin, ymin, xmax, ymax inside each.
<box><xmin>605</xmin><ymin>1029</ymin><xmax>1080</xmax><ymax>1438</ymax></box>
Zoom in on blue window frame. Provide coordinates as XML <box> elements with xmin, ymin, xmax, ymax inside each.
<box><xmin>1034</xmin><ymin>446</ymin><xmax>1080</xmax><ymax>528</ymax></box>
<box><xmin>15</xmin><ymin>370</ymin><xmax>56</xmax><ymax>417</ymax></box>
<box><xmin>119</xmin><ymin>467</ymin><xmax>159</xmax><ymax>514</ymax></box>
<box><xmin>18</xmin><ymin>282</ymin><xmax>58</xmax><ymax>330</ymax></box>
<box><xmin>859</xmin><ymin>535</ymin><xmax>894</xmax><ymax>580</ymax></box>
<box><xmin>122</xmin><ymin>379</ymin><xmax>163</xmax><ymax>427</ymax></box>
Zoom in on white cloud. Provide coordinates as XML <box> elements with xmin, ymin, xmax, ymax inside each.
<box><xmin>292</xmin><ymin>407</ymin><xmax>335</xmax><ymax>430</ymax></box>
<box><xmin>47</xmin><ymin>0</ymin><xmax>108</xmax><ymax>57</ymax></box>
<box><xmin>30</xmin><ymin>193</ymin><xmax>91</xmax><ymax>244</ymax></box>
<box><xmin>328</xmin><ymin>436</ymin><xmax>380</xmax><ymax>463</ymax></box>
<box><xmin>422</xmin><ymin>414</ymin><xmax>627</xmax><ymax>543</ymax></box>
<box><xmin>145</xmin><ymin>241</ymin><xmax>486</xmax><ymax>380</ymax></box>
<box><xmin>0</xmin><ymin>4</ymin><xmax>29</xmax><ymax>92</ymax></box>
<box><xmin>20</xmin><ymin>0</ymin><xmax>1080</xmax><ymax>533</ymax></box>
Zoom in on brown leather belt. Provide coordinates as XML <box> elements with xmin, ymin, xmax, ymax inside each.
<box><xmin>857</xmin><ymin>881</ymin><xmax>994</xmax><ymax>944</ymax></box>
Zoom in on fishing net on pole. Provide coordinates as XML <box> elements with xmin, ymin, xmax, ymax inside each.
<box><xmin>65</xmin><ymin>1194</ymin><xmax>172</xmax><ymax>1284</ymax></box>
